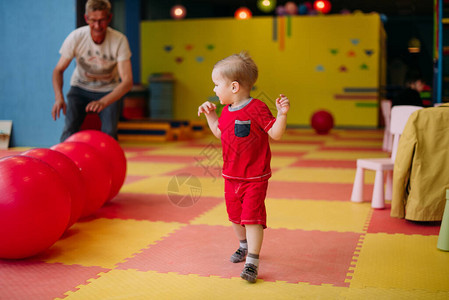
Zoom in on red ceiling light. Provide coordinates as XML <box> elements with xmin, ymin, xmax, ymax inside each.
<box><xmin>314</xmin><ymin>0</ymin><xmax>332</xmax><ymax>14</ymax></box>
<box><xmin>235</xmin><ymin>7</ymin><xmax>252</xmax><ymax>20</ymax></box>
<box><xmin>170</xmin><ymin>5</ymin><xmax>187</xmax><ymax>19</ymax></box>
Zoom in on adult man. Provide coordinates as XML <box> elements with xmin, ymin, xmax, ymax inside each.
<box><xmin>52</xmin><ymin>0</ymin><xmax>133</xmax><ymax>141</ymax></box>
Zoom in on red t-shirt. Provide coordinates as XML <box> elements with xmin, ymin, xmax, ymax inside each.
<box><xmin>218</xmin><ymin>98</ymin><xmax>276</xmax><ymax>181</ymax></box>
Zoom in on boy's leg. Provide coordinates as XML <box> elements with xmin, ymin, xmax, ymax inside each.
<box><xmin>225</xmin><ymin>180</ymin><xmax>248</xmax><ymax>263</ymax></box>
<box><xmin>232</xmin><ymin>222</ymin><xmax>246</xmax><ymax>241</ymax></box>
<box><xmin>245</xmin><ymin>224</ymin><xmax>264</xmax><ymax>255</ymax></box>
<box><xmin>239</xmin><ymin>180</ymin><xmax>268</xmax><ymax>283</ymax></box>
<box><xmin>230</xmin><ymin>223</ymin><xmax>247</xmax><ymax>263</ymax></box>
<box><xmin>241</xmin><ymin>224</ymin><xmax>263</xmax><ymax>283</ymax></box>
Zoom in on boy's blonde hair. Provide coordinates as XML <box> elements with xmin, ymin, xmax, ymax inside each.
<box><xmin>85</xmin><ymin>0</ymin><xmax>111</xmax><ymax>15</ymax></box>
<box><xmin>214</xmin><ymin>51</ymin><xmax>258</xmax><ymax>90</ymax></box>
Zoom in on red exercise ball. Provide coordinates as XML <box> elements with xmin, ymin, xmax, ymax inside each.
<box><xmin>0</xmin><ymin>155</ymin><xmax>71</xmax><ymax>259</ymax></box>
<box><xmin>22</xmin><ymin>148</ymin><xmax>86</xmax><ymax>229</ymax></box>
<box><xmin>66</xmin><ymin>130</ymin><xmax>127</xmax><ymax>201</ymax></box>
<box><xmin>51</xmin><ymin>141</ymin><xmax>112</xmax><ymax>218</ymax></box>
<box><xmin>311</xmin><ymin>110</ymin><xmax>334</xmax><ymax>135</ymax></box>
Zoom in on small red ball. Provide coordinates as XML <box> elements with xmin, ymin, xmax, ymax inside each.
<box><xmin>311</xmin><ymin>110</ymin><xmax>334</xmax><ymax>135</ymax></box>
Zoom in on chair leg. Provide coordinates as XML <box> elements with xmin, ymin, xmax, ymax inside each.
<box><xmin>382</xmin><ymin>131</ymin><xmax>389</xmax><ymax>151</ymax></box>
<box><xmin>351</xmin><ymin>167</ymin><xmax>364</xmax><ymax>203</ymax></box>
<box><xmin>372</xmin><ymin>170</ymin><xmax>385</xmax><ymax>209</ymax></box>
<box><xmin>437</xmin><ymin>190</ymin><xmax>449</xmax><ymax>251</ymax></box>
<box><xmin>385</xmin><ymin>170</ymin><xmax>393</xmax><ymax>200</ymax></box>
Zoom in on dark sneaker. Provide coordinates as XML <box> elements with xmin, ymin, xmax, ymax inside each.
<box><xmin>240</xmin><ymin>263</ymin><xmax>258</xmax><ymax>283</ymax></box>
<box><xmin>230</xmin><ymin>247</ymin><xmax>247</xmax><ymax>263</ymax></box>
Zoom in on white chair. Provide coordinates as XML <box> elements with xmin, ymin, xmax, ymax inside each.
<box><xmin>350</xmin><ymin>105</ymin><xmax>422</xmax><ymax>209</ymax></box>
<box><xmin>381</xmin><ymin>99</ymin><xmax>392</xmax><ymax>152</ymax></box>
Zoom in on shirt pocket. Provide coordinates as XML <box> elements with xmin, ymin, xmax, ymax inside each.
<box><xmin>235</xmin><ymin>120</ymin><xmax>251</xmax><ymax>137</ymax></box>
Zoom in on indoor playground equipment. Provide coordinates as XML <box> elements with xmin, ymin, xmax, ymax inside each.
<box><xmin>0</xmin><ymin>155</ymin><xmax>71</xmax><ymax>259</ymax></box>
<box><xmin>51</xmin><ymin>141</ymin><xmax>112</xmax><ymax>218</ymax></box>
<box><xmin>23</xmin><ymin>148</ymin><xmax>86</xmax><ymax>229</ymax></box>
<box><xmin>66</xmin><ymin>130</ymin><xmax>127</xmax><ymax>202</ymax></box>
<box><xmin>0</xmin><ymin>131</ymin><xmax>127</xmax><ymax>259</ymax></box>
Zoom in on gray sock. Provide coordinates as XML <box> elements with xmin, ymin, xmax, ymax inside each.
<box><xmin>246</xmin><ymin>253</ymin><xmax>259</xmax><ymax>267</ymax></box>
<box><xmin>239</xmin><ymin>239</ymin><xmax>248</xmax><ymax>249</ymax></box>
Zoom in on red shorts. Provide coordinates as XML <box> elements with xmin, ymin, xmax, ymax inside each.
<box><xmin>224</xmin><ymin>179</ymin><xmax>268</xmax><ymax>229</ymax></box>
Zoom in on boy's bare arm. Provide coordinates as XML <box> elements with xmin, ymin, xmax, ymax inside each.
<box><xmin>198</xmin><ymin>101</ymin><xmax>222</xmax><ymax>139</ymax></box>
<box><xmin>268</xmin><ymin>94</ymin><xmax>290</xmax><ymax>140</ymax></box>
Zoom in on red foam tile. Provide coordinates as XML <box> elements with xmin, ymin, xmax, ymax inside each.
<box><xmin>320</xmin><ymin>146</ymin><xmax>385</xmax><ymax>152</ymax></box>
<box><xmin>272</xmin><ymin>140</ymin><xmax>324</xmax><ymax>145</ymax></box>
<box><xmin>0</xmin><ymin>260</ymin><xmax>108</xmax><ymax>300</ymax></box>
<box><xmin>267</xmin><ymin>181</ymin><xmax>372</xmax><ymax>201</ymax></box>
<box><xmin>165</xmin><ymin>164</ymin><xmax>222</xmax><ymax>179</ymax></box>
<box><xmin>93</xmin><ymin>193</ymin><xmax>223</xmax><ymax>223</ymax></box>
<box><xmin>123</xmin><ymin>175</ymin><xmax>149</xmax><ymax>185</ymax></box>
<box><xmin>272</xmin><ymin>151</ymin><xmax>308</xmax><ymax>157</ymax></box>
<box><xmin>116</xmin><ymin>225</ymin><xmax>360</xmax><ymax>286</ymax></box>
<box><xmin>367</xmin><ymin>204</ymin><xmax>441</xmax><ymax>235</ymax></box>
<box><xmin>291</xmin><ymin>159</ymin><xmax>356</xmax><ymax>168</ymax></box>
<box><xmin>128</xmin><ymin>154</ymin><xmax>197</xmax><ymax>163</ymax></box>
<box><xmin>120</xmin><ymin>146</ymin><xmax>157</xmax><ymax>152</ymax></box>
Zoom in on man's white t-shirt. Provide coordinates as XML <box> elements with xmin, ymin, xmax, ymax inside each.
<box><xmin>59</xmin><ymin>26</ymin><xmax>131</xmax><ymax>93</ymax></box>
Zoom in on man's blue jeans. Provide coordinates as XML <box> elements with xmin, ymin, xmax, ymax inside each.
<box><xmin>60</xmin><ymin>86</ymin><xmax>122</xmax><ymax>142</ymax></box>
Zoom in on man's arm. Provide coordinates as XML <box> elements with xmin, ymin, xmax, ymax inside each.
<box><xmin>85</xmin><ymin>59</ymin><xmax>133</xmax><ymax>113</ymax></box>
<box><xmin>52</xmin><ymin>56</ymin><xmax>72</xmax><ymax>120</ymax></box>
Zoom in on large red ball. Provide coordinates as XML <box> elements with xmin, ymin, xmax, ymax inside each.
<box><xmin>66</xmin><ymin>130</ymin><xmax>127</xmax><ymax>201</ymax></box>
<box><xmin>0</xmin><ymin>155</ymin><xmax>71</xmax><ymax>259</ymax></box>
<box><xmin>51</xmin><ymin>142</ymin><xmax>112</xmax><ymax>217</ymax></box>
<box><xmin>22</xmin><ymin>148</ymin><xmax>86</xmax><ymax>229</ymax></box>
<box><xmin>311</xmin><ymin>110</ymin><xmax>334</xmax><ymax>135</ymax></box>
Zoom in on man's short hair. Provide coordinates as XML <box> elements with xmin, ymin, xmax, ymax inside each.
<box><xmin>85</xmin><ymin>0</ymin><xmax>111</xmax><ymax>15</ymax></box>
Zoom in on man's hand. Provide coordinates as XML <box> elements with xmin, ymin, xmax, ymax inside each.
<box><xmin>51</xmin><ymin>99</ymin><xmax>67</xmax><ymax>120</ymax></box>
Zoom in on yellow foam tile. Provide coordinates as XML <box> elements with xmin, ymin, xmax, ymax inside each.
<box><xmin>121</xmin><ymin>175</ymin><xmax>225</xmax><ymax>198</ymax></box>
<box><xmin>190</xmin><ymin>203</ymin><xmax>229</xmax><ymax>227</ymax></box>
<box><xmin>275</xmin><ymin>135</ymin><xmax>330</xmax><ymax>143</ymax></box>
<box><xmin>303</xmin><ymin>150</ymin><xmax>389</xmax><ymax>160</ymax></box>
<box><xmin>324</xmin><ymin>140</ymin><xmax>383</xmax><ymax>148</ymax></box>
<box><xmin>350</xmin><ymin>233</ymin><xmax>449</xmax><ymax>291</ymax></box>
<box><xmin>148</xmin><ymin>146</ymin><xmax>218</xmax><ymax>157</ymax></box>
<box><xmin>272</xmin><ymin>167</ymin><xmax>375</xmax><ymax>184</ymax></box>
<box><xmin>60</xmin><ymin>269</ymin><xmax>347</xmax><ymax>300</ymax></box>
<box><xmin>191</xmin><ymin>199</ymin><xmax>372</xmax><ymax>233</ymax></box>
<box><xmin>127</xmin><ymin>161</ymin><xmax>190</xmax><ymax>176</ymax></box>
<box><xmin>270</xmin><ymin>143</ymin><xmax>320</xmax><ymax>152</ymax></box>
<box><xmin>267</xmin><ymin>199</ymin><xmax>372</xmax><ymax>232</ymax></box>
<box><xmin>39</xmin><ymin>218</ymin><xmax>184</xmax><ymax>269</ymax></box>
<box><xmin>341</xmin><ymin>287</ymin><xmax>449</xmax><ymax>300</ymax></box>
<box><xmin>271</xmin><ymin>157</ymin><xmax>298</xmax><ymax>168</ymax></box>
<box><xmin>336</xmin><ymin>130</ymin><xmax>384</xmax><ymax>138</ymax></box>
<box><xmin>124</xmin><ymin>152</ymin><xmax>139</xmax><ymax>159</ymax></box>
<box><xmin>7</xmin><ymin>147</ymin><xmax>31</xmax><ymax>151</ymax></box>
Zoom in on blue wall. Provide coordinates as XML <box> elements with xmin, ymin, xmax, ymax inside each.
<box><xmin>0</xmin><ymin>1</ymin><xmax>76</xmax><ymax>147</ymax></box>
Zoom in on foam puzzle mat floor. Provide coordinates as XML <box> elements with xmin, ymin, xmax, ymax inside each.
<box><xmin>1</xmin><ymin>128</ymin><xmax>449</xmax><ymax>299</ymax></box>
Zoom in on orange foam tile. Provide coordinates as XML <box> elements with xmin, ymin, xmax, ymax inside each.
<box><xmin>267</xmin><ymin>181</ymin><xmax>371</xmax><ymax>201</ymax></box>
<box><xmin>367</xmin><ymin>204</ymin><xmax>440</xmax><ymax>235</ymax></box>
<box><xmin>116</xmin><ymin>224</ymin><xmax>361</xmax><ymax>286</ymax></box>
<box><xmin>93</xmin><ymin>193</ymin><xmax>223</xmax><ymax>224</ymax></box>
<box><xmin>291</xmin><ymin>159</ymin><xmax>356</xmax><ymax>168</ymax></box>
<box><xmin>0</xmin><ymin>260</ymin><xmax>108</xmax><ymax>300</ymax></box>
